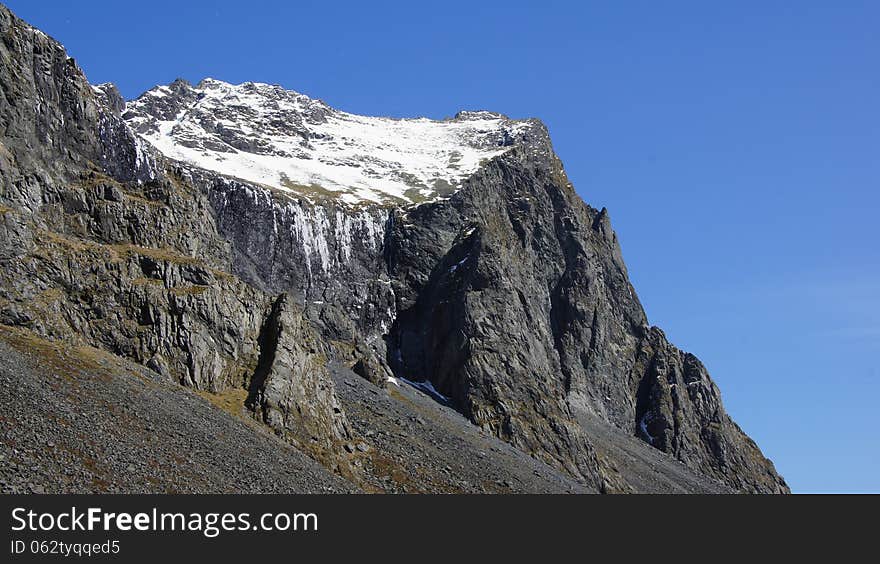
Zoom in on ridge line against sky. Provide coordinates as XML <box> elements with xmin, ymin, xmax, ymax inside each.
<box><xmin>6</xmin><ymin>1</ymin><xmax>878</xmax><ymax>493</ymax></box>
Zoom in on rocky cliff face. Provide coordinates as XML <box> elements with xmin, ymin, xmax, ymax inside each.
<box><xmin>0</xmin><ymin>5</ymin><xmax>357</xmax><ymax>479</ymax></box>
<box><xmin>0</xmin><ymin>3</ymin><xmax>787</xmax><ymax>493</ymax></box>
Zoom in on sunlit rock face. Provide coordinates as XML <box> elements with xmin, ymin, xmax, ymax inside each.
<box><xmin>124</xmin><ymin>78</ymin><xmax>543</xmax><ymax>206</ymax></box>
<box><xmin>0</xmin><ymin>3</ymin><xmax>788</xmax><ymax>493</ymax></box>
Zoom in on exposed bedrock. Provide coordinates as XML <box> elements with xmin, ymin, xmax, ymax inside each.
<box><xmin>0</xmin><ymin>4</ymin><xmax>358</xmax><ymax>481</ymax></box>
<box><xmin>247</xmin><ymin>293</ymin><xmax>356</xmax><ymax>477</ymax></box>
<box><xmin>0</xmin><ymin>2</ymin><xmax>786</xmax><ymax>492</ymax></box>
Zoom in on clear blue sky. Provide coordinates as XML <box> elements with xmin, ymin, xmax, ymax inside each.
<box><xmin>9</xmin><ymin>1</ymin><xmax>878</xmax><ymax>493</ymax></box>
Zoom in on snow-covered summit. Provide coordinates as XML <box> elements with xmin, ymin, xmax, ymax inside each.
<box><xmin>123</xmin><ymin>78</ymin><xmax>541</xmax><ymax>205</ymax></box>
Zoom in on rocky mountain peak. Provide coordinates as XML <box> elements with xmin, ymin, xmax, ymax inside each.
<box><xmin>0</xmin><ymin>2</ymin><xmax>788</xmax><ymax>494</ymax></box>
<box><xmin>122</xmin><ymin>78</ymin><xmax>543</xmax><ymax>206</ymax></box>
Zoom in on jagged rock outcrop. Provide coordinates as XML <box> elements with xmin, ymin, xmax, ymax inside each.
<box><xmin>0</xmin><ymin>7</ymin><xmax>153</xmax><ymax>186</ymax></box>
<box><xmin>0</xmin><ymin>2</ymin><xmax>787</xmax><ymax>492</ymax></box>
<box><xmin>247</xmin><ymin>293</ymin><xmax>355</xmax><ymax>475</ymax></box>
<box><xmin>631</xmin><ymin>328</ymin><xmax>788</xmax><ymax>493</ymax></box>
<box><xmin>382</xmin><ymin>142</ymin><xmax>786</xmax><ymax>492</ymax></box>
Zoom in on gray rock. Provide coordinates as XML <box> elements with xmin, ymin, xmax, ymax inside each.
<box><xmin>246</xmin><ymin>294</ymin><xmax>355</xmax><ymax>475</ymax></box>
<box><xmin>351</xmin><ymin>357</ymin><xmax>389</xmax><ymax>389</ymax></box>
<box><xmin>0</xmin><ymin>3</ymin><xmax>787</xmax><ymax>493</ymax></box>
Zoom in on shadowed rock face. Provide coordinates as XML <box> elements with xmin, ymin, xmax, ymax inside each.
<box><xmin>0</xmin><ymin>3</ymin><xmax>787</xmax><ymax>493</ymax></box>
<box><xmin>380</xmin><ymin>147</ymin><xmax>787</xmax><ymax>493</ymax></box>
<box><xmin>629</xmin><ymin>328</ymin><xmax>789</xmax><ymax>493</ymax></box>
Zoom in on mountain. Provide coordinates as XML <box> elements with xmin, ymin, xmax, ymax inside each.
<box><xmin>0</xmin><ymin>4</ymin><xmax>787</xmax><ymax>493</ymax></box>
<box><xmin>124</xmin><ymin>77</ymin><xmax>537</xmax><ymax>206</ymax></box>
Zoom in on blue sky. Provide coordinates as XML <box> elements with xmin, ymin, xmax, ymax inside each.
<box><xmin>9</xmin><ymin>1</ymin><xmax>878</xmax><ymax>493</ymax></box>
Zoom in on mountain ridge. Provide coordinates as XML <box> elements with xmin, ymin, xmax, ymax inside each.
<box><xmin>0</xmin><ymin>2</ymin><xmax>787</xmax><ymax>493</ymax></box>
<box><xmin>123</xmin><ymin>77</ymin><xmax>544</xmax><ymax>206</ymax></box>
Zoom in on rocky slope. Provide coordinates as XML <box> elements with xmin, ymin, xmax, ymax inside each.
<box><xmin>0</xmin><ymin>3</ymin><xmax>787</xmax><ymax>493</ymax></box>
<box><xmin>0</xmin><ymin>326</ymin><xmax>355</xmax><ymax>494</ymax></box>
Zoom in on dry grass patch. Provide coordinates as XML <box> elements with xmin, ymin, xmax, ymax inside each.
<box><xmin>196</xmin><ymin>387</ymin><xmax>250</xmax><ymax>419</ymax></box>
<box><xmin>169</xmin><ymin>285</ymin><xmax>208</xmax><ymax>296</ymax></box>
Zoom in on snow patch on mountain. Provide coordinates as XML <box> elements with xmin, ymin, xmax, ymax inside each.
<box><xmin>124</xmin><ymin>78</ymin><xmax>538</xmax><ymax>205</ymax></box>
